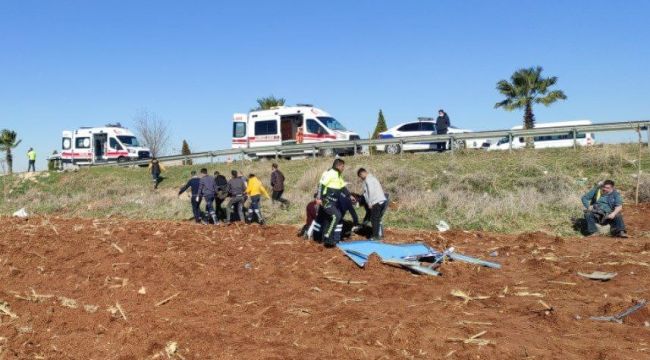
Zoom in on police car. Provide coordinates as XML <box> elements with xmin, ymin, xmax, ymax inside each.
<box><xmin>375</xmin><ymin>118</ymin><xmax>486</xmax><ymax>154</ymax></box>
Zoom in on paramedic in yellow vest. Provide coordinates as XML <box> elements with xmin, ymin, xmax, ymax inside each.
<box><xmin>316</xmin><ymin>158</ymin><xmax>352</xmax><ymax>247</ymax></box>
<box><xmin>27</xmin><ymin>148</ymin><xmax>36</xmax><ymax>172</ymax></box>
<box><xmin>245</xmin><ymin>173</ymin><xmax>270</xmax><ymax>224</ymax></box>
<box><xmin>581</xmin><ymin>180</ymin><xmax>627</xmax><ymax>238</ymax></box>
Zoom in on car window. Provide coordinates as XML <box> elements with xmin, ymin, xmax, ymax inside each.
<box><xmin>233</xmin><ymin>122</ymin><xmax>246</xmax><ymax>138</ymax></box>
<box><xmin>306</xmin><ymin>119</ymin><xmax>326</xmax><ymax>134</ymax></box>
<box><xmin>109</xmin><ymin>138</ymin><xmax>123</xmax><ymax>150</ymax></box>
<box><xmin>397</xmin><ymin>123</ymin><xmax>420</xmax><ymax>132</ymax></box>
<box><xmin>62</xmin><ymin>137</ymin><xmax>72</xmax><ymax>150</ymax></box>
<box><xmin>254</xmin><ymin>120</ymin><xmax>278</xmax><ymax>136</ymax></box>
<box><xmin>420</xmin><ymin>122</ymin><xmax>435</xmax><ymax>132</ymax></box>
<box><xmin>75</xmin><ymin>137</ymin><xmax>90</xmax><ymax>148</ymax></box>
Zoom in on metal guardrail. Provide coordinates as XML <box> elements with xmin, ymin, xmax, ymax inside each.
<box><xmin>90</xmin><ymin>120</ymin><xmax>650</xmax><ymax>167</ymax></box>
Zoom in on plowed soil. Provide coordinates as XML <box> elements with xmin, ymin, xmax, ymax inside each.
<box><xmin>1</xmin><ymin>205</ymin><xmax>649</xmax><ymax>359</ymax></box>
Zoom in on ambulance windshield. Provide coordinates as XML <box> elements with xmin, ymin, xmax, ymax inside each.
<box><xmin>117</xmin><ymin>136</ymin><xmax>140</xmax><ymax>147</ymax></box>
<box><xmin>317</xmin><ymin>117</ymin><xmax>347</xmax><ymax>131</ymax></box>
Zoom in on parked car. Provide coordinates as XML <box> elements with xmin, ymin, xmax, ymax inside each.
<box><xmin>375</xmin><ymin>118</ymin><xmax>486</xmax><ymax>154</ymax></box>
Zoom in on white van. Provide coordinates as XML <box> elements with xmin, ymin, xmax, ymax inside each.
<box><xmin>61</xmin><ymin>125</ymin><xmax>151</xmax><ymax>165</ymax></box>
<box><xmin>488</xmin><ymin>120</ymin><xmax>595</xmax><ymax>150</ymax></box>
<box><xmin>232</xmin><ymin>105</ymin><xmax>360</xmax><ymax>158</ymax></box>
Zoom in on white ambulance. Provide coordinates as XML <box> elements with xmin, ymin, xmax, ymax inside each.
<box><xmin>61</xmin><ymin>124</ymin><xmax>151</xmax><ymax>165</ymax></box>
<box><xmin>232</xmin><ymin>105</ymin><xmax>361</xmax><ymax>158</ymax></box>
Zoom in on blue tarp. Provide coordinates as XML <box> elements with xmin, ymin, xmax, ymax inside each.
<box><xmin>337</xmin><ymin>240</ymin><xmax>435</xmax><ymax>267</ymax></box>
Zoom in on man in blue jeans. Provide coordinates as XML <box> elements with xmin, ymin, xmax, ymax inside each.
<box><xmin>581</xmin><ymin>180</ymin><xmax>627</xmax><ymax>238</ymax></box>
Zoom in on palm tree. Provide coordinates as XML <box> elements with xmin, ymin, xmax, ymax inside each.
<box><xmin>0</xmin><ymin>129</ymin><xmax>22</xmax><ymax>174</ymax></box>
<box><xmin>252</xmin><ymin>95</ymin><xmax>286</xmax><ymax>111</ymax></box>
<box><xmin>495</xmin><ymin>66</ymin><xmax>567</xmax><ymax>147</ymax></box>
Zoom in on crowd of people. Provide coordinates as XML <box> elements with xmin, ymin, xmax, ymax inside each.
<box><xmin>170</xmin><ymin>159</ymin><xmax>390</xmax><ymax>246</ymax></box>
<box><xmin>156</xmin><ymin>156</ymin><xmax>629</xmax><ymax>244</ymax></box>
<box><xmin>176</xmin><ymin>163</ymin><xmax>290</xmax><ymax>226</ymax></box>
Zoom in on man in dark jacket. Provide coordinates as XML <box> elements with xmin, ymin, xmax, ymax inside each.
<box><xmin>581</xmin><ymin>180</ymin><xmax>627</xmax><ymax>238</ymax></box>
<box><xmin>225</xmin><ymin>170</ymin><xmax>246</xmax><ymax>223</ymax></box>
<box><xmin>436</xmin><ymin>109</ymin><xmax>450</xmax><ymax>151</ymax></box>
<box><xmin>436</xmin><ymin>109</ymin><xmax>450</xmax><ymax>134</ymax></box>
<box><xmin>179</xmin><ymin>170</ymin><xmax>202</xmax><ymax>223</ymax></box>
<box><xmin>270</xmin><ymin>163</ymin><xmax>290</xmax><ymax>208</ymax></box>
<box><xmin>196</xmin><ymin>168</ymin><xmax>218</xmax><ymax>225</ymax></box>
<box><xmin>214</xmin><ymin>171</ymin><xmax>228</xmax><ymax>221</ymax></box>
<box><xmin>148</xmin><ymin>157</ymin><xmax>166</xmax><ymax>189</ymax></box>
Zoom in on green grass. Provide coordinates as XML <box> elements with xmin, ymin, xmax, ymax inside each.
<box><xmin>1</xmin><ymin>144</ymin><xmax>648</xmax><ymax>235</ymax></box>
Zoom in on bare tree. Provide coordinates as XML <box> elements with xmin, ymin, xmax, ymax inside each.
<box><xmin>132</xmin><ymin>109</ymin><xmax>171</xmax><ymax>157</ymax></box>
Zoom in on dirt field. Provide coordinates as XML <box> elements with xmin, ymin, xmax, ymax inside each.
<box><xmin>1</xmin><ymin>205</ymin><xmax>649</xmax><ymax>359</ymax></box>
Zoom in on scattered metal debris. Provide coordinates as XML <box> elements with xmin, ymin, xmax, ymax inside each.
<box><xmin>337</xmin><ymin>240</ymin><xmax>502</xmax><ymax>276</ymax></box>
<box><xmin>590</xmin><ymin>299</ymin><xmax>647</xmax><ymax>324</ymax></box>
<box><xmin>578</xmin><ymin>271</ymin><xmax>617</xmax><ymax>281</ymax></box>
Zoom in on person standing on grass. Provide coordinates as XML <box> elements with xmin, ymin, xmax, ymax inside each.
<box><xmin>270</xmin><ymin>163</ymin><xmax>290</xmax><ymax>208</ymax></box>
<box><xmin>224</xmin><ymin>170</ymin><xmax>247</xmax><ymax>223</ymax></box>
<box><xmin>582</xmin><ymin>180</ymin><xmax>628</xmax><ymax>238</ymax></box>
<box><xmin>357</xmin><ymin>168</ymin><xmax>388</xmax><ymax>241</ymax></box>
<box><xmin>179</xmin><ymin>170</ymin><xmax>202</xmax><ymax>223</ymax></box>
<box><xmin>27</xmin><ymin>148</ymin><xmax>36</xmax><ymax>172</ymax></box>
<box><xmin>148</xmin><ymin>157</ymin><xmax>166</xmax><ymax>189</ymax></box>
<box><xmin>214</xmin><ymin>171</ymin><xmax>228</xmax><ymax>222</ymax></box>
<box><xmin>316</xmin><ymin>158</ymin><xmax>352</xmax><ymax>247</ymax></box>
<box><xmin>196</xmin><ymin>168</ymin><xmax>218</xmax><ymax>225</ymax></box>
<box><xmin>245</xmin><ymin>173</ymin><xmax>271</xmax><ymax>225</ymax></box>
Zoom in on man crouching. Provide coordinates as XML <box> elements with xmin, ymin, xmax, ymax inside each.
<box><xmin>581</xmin><ymin>180</ymin><xmax>628</xmax><ymax>238</ymax></box>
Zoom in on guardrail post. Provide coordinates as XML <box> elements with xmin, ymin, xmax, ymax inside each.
<box><xmin>312</xmin><ymin>147</ymin><xmax>316</xmax><ymax>159</ymax></box>
<box><xmin>210</xmin><ymin>154</ymin><xmax>214</xmax><ymax>164</ymax></box>
<box><xmin>399</xmin><ymin>140</ymin><xmax>404</xmax><ymax>157</ymax></box>
<box><xmin>450</xmin><ymin>136</ymin><xmax>455</xmax><ymax>153</ymax></box>
<box><xmin>572</xmin><ymin>129</ymin><xmax>578</xmax><ymax>150</ymax></box>
<box><xmin>353</xmin><ymin>142</ymin><xmax>357</xmax><ymax>156</ymax></box>
<box><xmin>508</xmin><ymin>133</ymin><xmax>513</xmax><ymax>152</ymax></box>
<box><xmin>275</xmin><ymin>149</ymin><xmax>279</xmax><ymax>161</ymax></box>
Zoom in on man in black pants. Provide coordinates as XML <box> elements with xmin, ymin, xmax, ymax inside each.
<box><xmin>197</xmin><ymin>168</ymin><xmax>218</xmax><ymax>225</ymax></box>
<box><xmin>214</xmin><ymin>171</ymin><xmax>228</xmax><ymax>222</ymax></box>
<box><xmin>225</xmin><ymin>170</ymin><xmax>246</xmax><ymax>223</ymax></box>
<box><xmin>436</xmin><ymin>109</ymin><xmax>450</xmax><ymax>151</ymax></box>
<box><xmin>178</xmin><ymin>170</ymin><xmax>202</xmax><ymax>223</ymax></box>
<box><xmin>357</xmin><ymin>168</ymin><xmax>388</xmax><ymax>241</ymax></box>
<box><xmin>270</xmin><ymin>163</ymin><xmax>290</xmax><ymax>208</ymax></box>
<box><xmin>316</xmin><ymin>159</ymin><xmax>352</xmax><ymax>247</ymax></box>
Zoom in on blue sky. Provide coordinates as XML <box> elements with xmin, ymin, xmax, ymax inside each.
<box><xmin>1</xmin><ymin>0</ymin><xmax>649</xmax><ymax>171</ymax></box>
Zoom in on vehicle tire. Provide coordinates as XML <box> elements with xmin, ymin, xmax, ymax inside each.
<box><xmin>117</xmin><ymin>156</ymin><xmax>128</xmax><ymax>163</ymax></box>
<box><xmin>385</xmin><ymin>144</ymin><xmax>401</xmax><ymax>155</ymax></box>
